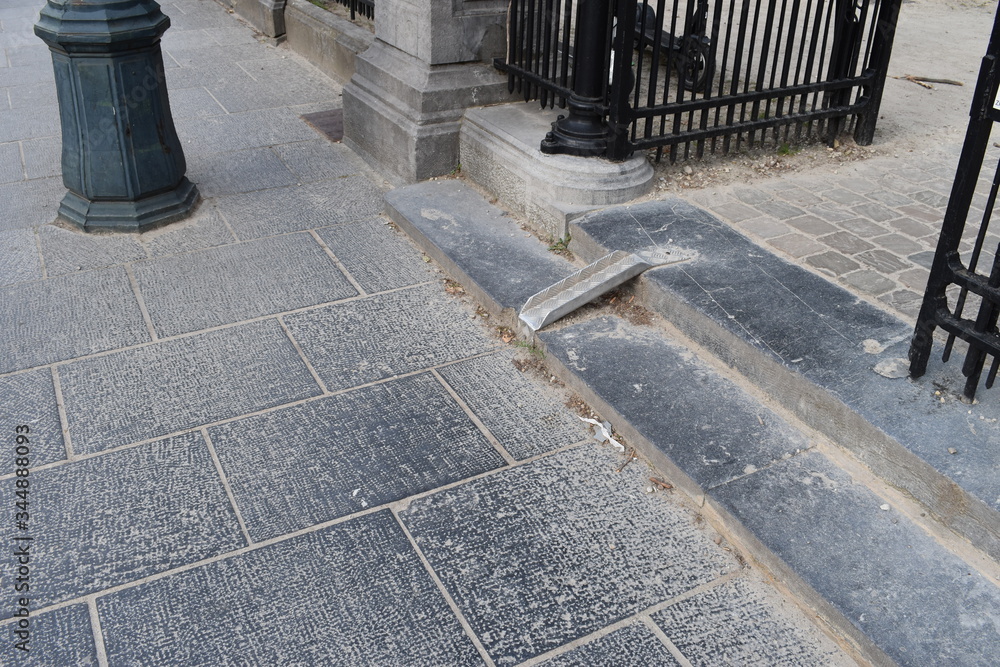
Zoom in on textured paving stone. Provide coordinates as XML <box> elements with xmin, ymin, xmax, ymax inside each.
<box><xmin>98</xmin><ymin>511</ymin><xmax>481</xmax><ymax>666</ymax></box>
<box><xmin>133</xmin><ymin>233</ymin><xmax>356</xmax><ymax>337</ymax></box>
<box><xmin>139</xmin><ymin>203</ymin><xmax>236</xmax><ymax>257</ymax></box>
<box><xmin>0</xmin><ymin>267</ymin><xmax>149</xmax><ymax>373</ymax></box>
<box><xmin>439</xmin><ymin>352</ymin><xmax>591</xmax><ymax>460</ymax></box>
<box><xmin>285</xmin><ymin>283</ymin><xmax>497</xmax><ymax>391</ymax></box>
<box><xmin>818</xmin><ymin>231</ymin><xmax>874</xmax><ymax>255</ymax></box>
<box><xmin>540</xmin><ymin>623</ymin><xmax>680</xmax><ymax>666</ymax></box>
<box><xmin>400</xmin><ymin>445</ymin><xmax>735</xmax><ymax>664</ymax></box>
<box><xmin>167</xmin><ymin>85</ymin><xmax>227</xmax><ymax>118</ymax></box>
<box><xmin>710</xmin><ymin>202</ymin><xmax>759</xmax><ymax>222</ymax></box>
<box><xmin>8</xmin><ymin>604</ymin><xmax>99</xmax><ymax>666</ymax></box>
<box><xmin>711</xmin><ymin>451</ymin><xmax>1000</xmax><ymax>667</ymax></box>
<box><xmin>754</xmin><ymin>200</ymin><xmax>805</xmax><ymax>220</ymax></box>
<box><xmin>805</xmin><ymin>250</ymin><xmax>860</xmax><ymax>276</ymax></box>
<box><xmin>840</xmin><ymin>270</ymin><xmax>897</xmax><ymax>296</ymax></box>
<box><xmin>316</xmin><ymin>218</ymin><xmax>437</xmax><ymax>293</ymax></box>
<box><xmin>837</xmin><ymin>217</ymin><xmax>889</xmax><ymax>238</ymax></box>
<box><xmin>0</xmin><ymin>176</ymin><xmax>62</xmax><ymax>230</ymax></box>
<box><xmin>653</xmin><ymin>578</ymin><xmax>848</xmax><ymax>666</ymax></box>
<box><xmin>0</xmin><ymin>140</ymin><xmax>23</xmax><ymax>183</ymax></box>
<box><xmin>783</xmin><ymin>215</ymin><xmax>838</xmax><ymax>236</ymax></box>
<box><xmin>856</xmin><ymin>248</ymin><xmax>909</xmax><ymax>273</ymax></box>
<box><xmin>185</xmin><ymin>147</ymin><xmax>298</xmax><ymax>197</ymax></box>
<box><xmin>0</xmin><ymin>369</ymin><xmax>65</xmax><ymax>474</ymax></box>
<box><xmin>870</xmin><ymin>233</ymin><xmax>923</xmax><ymax>256</ymax></box>
<box><xmin>59</xmin><ymin>319</ymin><xmax>320</xmax><ymax>453</ymax></box>
<box><xmin>739</xmin><ymin>218</ymin><xmax>791</xmax><ymax>239</ymax></box>
<box><xmin>541</xmin><ymin>316</ymin><xmax>810</xmax><ymax>489</ymax></box>
<box><xmin>21</xmin><ymin>136</ymin><xmax>61</xmax><ymax>180</ymax></box>
<box><xmin>210</xmin><ymin>69</ymin><xmax>337</xmax><ymax>113</ymax></box>
<box><xmin>36</xmin><ymin>224</ymin><xmax>146</xmax><ymax>276</ymax></box>
<box><xmin>174</xmin><ymin>107</ymin><xmax>316</xmax><ymax>153</ymax></box>
<box><xmin>0</xmin><ymin>432</ymin><xmax>244</xmax><ymax>613</ymax></box>
<box><xmin>273</xmin><ymin>139</ymin><xmax>365</xmax><ymax>182</ymax></box>
<box><xmin>767</xmin><ymin>233</ymin><xmax>825</xmax><ymax>258</ymax></box>
<box><xmin>6</xmin><ymin>83</ymin><xmax>58</xmax><ymax>111</ymax></box>
<box><xmin>0</xmin><ymin>228</ymin><xmax>42</xmax><ymax>286</ymax></box>
<box><xmin>217</xmin><ymin>176</ymin><xmax>384</xmax><ymax>239</ymax></box>
<box><xmin>211</xmin><ymin>373</ymin><xmax>504</xmax><ymax>541</ymax></box>
<box><xmin>887</xmin><ymin>217</ymin><xmax>935</xmax><ymax>238</ymax></box>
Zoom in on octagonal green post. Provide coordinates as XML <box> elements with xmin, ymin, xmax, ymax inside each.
<box><xmin>35</xmin><ymin>0</ymin><xmax>198</xmax><ymax>232</ymax></box>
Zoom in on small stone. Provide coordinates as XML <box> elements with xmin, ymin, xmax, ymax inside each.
<box><xmin>683</xmin><ymin>165</ymin><xmax>694</xmax><ymax>175</ymax></box>
<box><xmin>948</xmin><ymin>447</ymin><xmax>958</xmax><ymax>455</ymax></box>
<box><xmin>880</xmin><ymin>504</ymin><xmax>890</xmax><ymax>511</ymax></box>
<box><xmin>646</xmin><ymin>486</ymin><xmax>654</xmax><ymax>493</ymax></box>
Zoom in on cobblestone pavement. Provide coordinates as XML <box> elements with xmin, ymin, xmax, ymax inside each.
<box><xmin>0</xmin><ymin>0</ymin><xmax>853</xmax><ymax>664</ymax></box>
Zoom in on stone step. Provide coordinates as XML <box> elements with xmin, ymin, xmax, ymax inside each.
<box><xmin>384</xmin><ymin>180</ymin><xmax>1000</xmax><ymax>665</ymax></box>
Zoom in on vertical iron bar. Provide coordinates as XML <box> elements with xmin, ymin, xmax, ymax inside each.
<box><xmin>854</xmin><ymin>0</ymin><xmax>902</xmax><ymax>145</ymax></box>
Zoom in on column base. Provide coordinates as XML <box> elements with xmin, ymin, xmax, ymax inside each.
<box><xmin>58</xmin><ymin>178</ymin><xmax>200</xmax><ymax>232</ymax></box>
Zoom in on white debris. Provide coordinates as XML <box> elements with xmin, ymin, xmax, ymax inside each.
<box><xmin>880</xmin><ymin>504</ymin><xmax>891</xmax><ymax>511</ymax></box>
<box><xmin>579</xmin><ymin>417</ymin><xmax>626</xmax><ymax>452</ymax></box>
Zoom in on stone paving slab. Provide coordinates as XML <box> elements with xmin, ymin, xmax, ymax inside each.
<box><xmin>315</xmin><ymin>218</ymin><xmax>438</xmax><ymax>293</ymax></box>
<box><xmin>652</xmin><ymin>577</ymin><xmax>847</xmax><ymax>666</ymax></box>
<box><xmin>97</xmin><ymin>511</ymin><xmax>481</xmax><ymax>666</ymax></box>
<box><xmin>16</xmin><ymin>604</ymin><xmax>98</xmax><ymax>667</ymax></box>
<box><xmin>437</xmin><ymin>351</ymin><xmax>589</xmax><ymax>461</ymax></box>
<box><xmin>0</xmin><ymin>228</ymin><xmax>42</xmax><ymax>286</ymax></box>
<box><xmin>0</xmin><ymin>140</ymin><xmax>22</xmax><ymax>183</ymax></box>
<box><xmin>0</xmin><ymin>267</ymin><xmax>149</xmax><ymax>373</ymax></box>
<box><xmin>173</xmin><ymin>107</ymin><xmax>317</xmax><ymax>154</ymax></box>
<box><xmin>399</xmin><ymin>444</ymin><xmax>736</xmax><ymax>664</ymax></box>
<box><xmin>216</xmin><ymin>175</ymin><xmax>384</xmax><ymax>239</ymax></box>
<box><xmin>273</xmin><ymin>139</ymin><xmax>366</xmax><ymax>183</ymax></box>
<box><xmin>138</xmin><ymin>203</ymin><xmax>236</xmax><ymax>257</ymax></box>
<box><xmin>539</xmin><ymin>622</ymin><xmax>681</xmax><ymax>666</ymax></box>
<box><xmin>0</xmin><ymin>432</ymin><xmax>244</xmax><ymax>613</ymax></box>
<box><xmin>0</xmin><ymin>176</ymin><xmax>63</xmax><ymax>230</ymax></box>
<box><xmin>166</xmin><ymin>85</ymin><xmax>228</xmax><ymax>119</ymax></box>
<box><xmin>209</xmin><ymin>373</ymin><xmax>505</xmax><ymax>542</ymax></box>
<box><xmin>540</xmin><ymin>316</ymin><xmax>811</xmax><ymax>490</ymax></box>
<box><xmin>711</xmin><ymin>450</ymin><xmax>1000</xmax><ymax>667</ymax></box>
<box><xmin>132</xmin><ymin>232</ymin><xmax>356</xmax><ymax>337</ymax></box>
<box><xmin>386</xmin><ymin>180</ymin><xmax>574</xmax><ymax>314</ymax></box>
<box><xmin>0</xmin><ymin>369</ymin><xmax>64</xmax><ymax>474</ymax></box>
<box><xmin>36</xmin><ymin>224</ymin><xmax>146</xmax><ymax>277</ymax></box>
<box><xmin>21</xmin><ymin>136</ymin><xmax>61</xmax><ymax>180</ymax></box>
<box><xmin>284</xmin><ymin>283</ymin><xmax>498</xmax><ymax>392</ymax></box>
<box><xmin>58</xmin><ymin>319</ymin><xmax>321</xmax><ymax>453</ymax></box>
<box><xmin>184</xmin><ymin>146</ymin><xmax>298</xmax><ymax>197</ymax></box>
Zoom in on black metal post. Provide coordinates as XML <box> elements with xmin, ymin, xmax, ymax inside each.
<box><xmin>854</xmin><ymin>0</ymin><xmax>902</xmax><ymax>145</ymax></box>
<box><xmin>540</xmin><ymin>0</ymin><xmax>613</xmax><ymax>157</ymax></box>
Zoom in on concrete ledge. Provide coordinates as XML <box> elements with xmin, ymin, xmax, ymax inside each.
<box><xmin>460</xmin><ymin>102</ymin><xmax>654</xmax><ymax>240</ymax></box>
<box><xmin>230</xmin><ymin>0</ymin><xmax>286</xmax><ymax>39</ymax></box>
<box><xmin>284</xmin><ymin>0</ymin><xmax>373</xmax><ymax>84</ymax></box>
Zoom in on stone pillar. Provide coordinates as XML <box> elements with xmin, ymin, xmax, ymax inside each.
<box><xmin>230</xmin><ymin>0</ymin><xmax>286</xmax><ymax>41</ymax></box>
<box><xmin>342</xmin><ymin>0</ymin><xmax>513</xmax><ymax>184</ymax></box>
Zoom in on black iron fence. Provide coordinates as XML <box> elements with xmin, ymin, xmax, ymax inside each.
<box><xmin>496</xmin><ymin>0</ymin><xmax>901</xmax><ymax>161</ymax></box>
<box><xmin>909</xmin><ymin>8</ymin><xmax>1000</xmax><ymax>401</ymax></box>
<box><xmin>329</xmin><ymin>0</ymin><xmax>373</xmax><ymax>21</ymax></box>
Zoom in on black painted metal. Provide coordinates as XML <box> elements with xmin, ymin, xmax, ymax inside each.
<box><xmin>495</xmin><ymin>0</ymin><xmax>900</xmax><ymax>162</ymax></box>
<box><xmin>329</xmin><ymin>0</ymin><xmax>374</xmax><ymax>21</ymax></box>
<box><xmin>909</xmin><ymin>7</ymin><xmax>1000</xmax><ymax>401</ymax></box>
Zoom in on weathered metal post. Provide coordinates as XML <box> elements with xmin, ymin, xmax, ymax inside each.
<box><xmin>35</xmin><ymin>0</ymin><xmax>198</xmax><ymax>232</ymax></box>
<box><xmin>540</xmin><ymin>0</ymin><xmax>613</xmax><ymax>157</ymax></box>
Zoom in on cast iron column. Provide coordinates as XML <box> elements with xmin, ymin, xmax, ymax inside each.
<box><xmin>35</xmin><ymin>0</ymin><xmax>198</xmax><ymax>232</ymax></box>
<box><xmin>540</xmin><ymin>0</ymin><xmax>612</xmax><ymax>157</ymax></box>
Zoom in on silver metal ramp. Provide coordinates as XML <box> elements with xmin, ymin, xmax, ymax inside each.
<box><xmin>519</xmin><ymin>249</ymin><xmax>689</xmax><ymax>331</ymax></box>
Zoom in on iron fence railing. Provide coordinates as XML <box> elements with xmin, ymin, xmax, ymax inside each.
<box><xmin>495</xmin><ymin>0</ymin><xmax>901</xmax><ymax>162</ymax></box>
<box><xmin>330</xmin><ymin>0</ymin><xmax>373</xmax><ymax>21</ymax></box>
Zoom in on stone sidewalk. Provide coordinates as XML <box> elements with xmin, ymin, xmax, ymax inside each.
<box><xmin>0</xmin><ymin>0</ymin><xmax>852</xmax><ymax>664</ymax></box>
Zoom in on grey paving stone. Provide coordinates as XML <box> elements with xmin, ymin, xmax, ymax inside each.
<box><xmin>710</xmin><ymin>451</ymin><xmax>1000</xmax><ymax>667</ymax></box>
<box><xmin>850</xmin><ymin>201</ymin><xmax>897</xmax><ymax>222</ymax></box>
<box><xmin>739</xmin><ymin>218</ymin><xmax>791</xmax><ymax>239</ymax></box>
<box><xmin>856</xmin><ymin>248</ymin><xmax>910</xmax><ymax>274</ymax></box>
<box><xmin>820</xmin><ymin>188</ymin><xmax>863</xmax><ymax>206</ymax></box>
<box><xmin>0</xmin><ymin>139</ymin><xmax>22</xmax><ymax>183</ymax></box>
<box><xmin>910</xmin><ymin>189</ymin><xmax>950</xmax><ymax>210</ymax></box>
<box><xmin>21</xmin><ymin>135</ymin><xmax>60</xmax><ymax>180</ymax></box>
<box><xmin>871</xmin><ymin>233</ymin><xmax>923</xmax><ymax>256</ymax></box>
<box><xmin>840</xmin><ymin>270</ymin><xmax>896</xmax><ymax>296</ymax></box>
<box><xmin>134</xmin><ymin>233</ymin><xmax>356</xmax><ymax>337</ymax></box>
<box><xmin>732</xmin><ymin>187</ymin><xmax>770</xmax><ymax>205</ymax></box>
<box><xmin>836</xmin><ymin>177</ymin><xmax>881</xmax><ymax>194</ymax></box>
<box><xmin>36</xmin><ymin>224</ymin><xmax>146</xmax><ymax>276</ymax></box>
<box><xmin>0</xmin><ymin>267</ymin><xmax>149</xmax><ymax>373</ymax></box>
<box><xmin>163</xmin><ymin>43</ymin><xmax>269</xmax><ymax>69</ymax></box>
<box><xmin>783</xmin><ymin>215</ymin><xmax>838</xmax><ymax>236</ymax></box>
<box><xmin>541</xmin><ymin>316</ymin><xmax>811</xmax><ymax>488</ymax></box>
<box><xmin>285</xmin><ymin>283</ymin><xmax>497</xmax><ymax>391</ymax></box>
<box><xmin>0</xmin><ymin>432</ymin><xmax>244</xmax><ymax>613</ymax></box>
<box><xmin>273</xmin><ymin>139</ymin><xmax>366</xmax><ymax>183</ymax></box>
<box><xmin>0</xmin><ymin>369</ymin><xmax>64</xmax><ymax>473</ymax></box>
<box><xmin>400</xmin><ymin>444</ymin><xmax>735</xmax><ymax>664</ymax></box>
<box><xmin>0</xmin><ymin>105</ymin><xmax>58</xmax><ymax>143</ymax></box>
<box><xmin>98</xmin><ymin>511</ymin><xmax>481</xmax><ymax>666</ymax></box>
<box><xmin>211</xmin><ymin>373</ymin><xmax>504</xmax><ymax>541</ymax></box>
<box><xmin>210</xmin><ymin>67</ymin><xmax>338</xmax><ymax>113</ymax></box>
<box><xmin>7</xmin><ymin>604</ymin><xmax>98</xmax><ymax>666</ymax></box>
<box><xmin>164</xmin><ymin>60</ymin><xmax>255</xmax><ymax>90</ymax></box>
<box><xmin>803</xmin><ymin>204</ymin><xmax>855</xmax><ymax>223</ymax></box>
<box><xmin>805</xmin><ymin>251</ymin><xmax>860</xmax><ymax>276</ymax></box>
<box><xmin>837</xmin><ymin>217</ymin><xmax>889</xmax><ymax>238</ymax></box>
<box><xmin>139</xmin><ymin>203</ymin><xmax>236</xmax><ymax>257</ymax></box>
<box><xmin>886</xmin><ymin>217</ymin><xmax>935</xmax><ymax>238</ymax></box>
<box><xmin>767</xmin><ymin>233</ymin><xmax>827</xmax><ymax>258</ymax></box>
<box><xmin>316</xmin><ymin>218</ymin><xmax>437</xmax><ymax>293</ymax></box>
<box><xmin>6</xmin><ymin>44</ymin><xmax>49</xmax><ymax>68</ymax></box>
<box><xmin>207</xmin><ymin>25</ymin><xmax>263</xmax><ymax>46</ymax></box>
<box><xmin>0</xmin><ymin>176</ymin><xmax>63</xmax><ymax>230</ymax></box>
<box><xmin>217</xmin><ymin>176</ymin><xmax>384</xmax><ymax>239</ymax></box>
<box><xmin>897</xmin><ymin>267</ymin><xmax>930</xmax><ymax>291</ymax></box>
<box><xmin>896</xmin><ymin>204</ymin><xmax>942</xmax><ymax>225</ymax></box>
<box><xmin>174</xmin><ymin>107</ymin><xmax>316</xmax><ymax>153</ymax></box>
<box><xmin>438</xmin><ymin>351</ymin><xmax>588</xmax><ymax>460</ymax></box>
<box><xmin>159</xmin><ymin>27</ymin><xmax>216</xmax><ymax>51</ymax></box>
<box><xmin>59</xmin><ymin>319</ymin><xmax>320</xmax><ymax>453</ymax></box>
<box><xmin>185</xmin><ymin>146</ymin><xmax>298</xmax><ymax>197</ymax></box>
<box><xmin>754</xmin><ymin>200</ymin><xmax>806</xmax><ymax>220</ymax></box>
<box><xmin>653</xmin><ymin>577</ymin><xmax>848</xmax><ymax>666</ymax></box>
<box><xmin>0</xmin><ymin>65</ymin><xmax>53</xmax><ymax>90</ymax></box>
<box><xmin>539</xmin><ymin>623</ymin><xmax>681</xmax><ymax>667</ymax></box>
<box><xmin>6</xmin><ymin>83</ymin><xmax>57</xmax><ymax>111</ymax></box>
<box><xmin>817</xmin><ymin>231</ymin><xmax>874</xmax><ymax>255</ymax></box>
<box><xmin>864</xmin><ymin>190</ymin><xmax>913</xmax><ymax>207</ymax></box>
<box><xmin>772</xmin><ymin>186</ymin><xmax>823</xmax><ymax>207</ymax></box>
<box><xmin>710</xmin><ymin>201</ymin><xmax>759</xmax><ymax>223</ymax></box>
<box><xmin>879</xmin><ymin>288</ymin><xmax>923</xmax><ymax>319</ymax></box>
<box><xmin>908</xmin><ymin>250</ymin><xmax>935</xmax><ymax>269</ymax></box>
<box><xmin>166</xmin><ymin>85</ymin><xmax>227</xmax><ymax>119</ymax></box>
<box><xmin>0</xmin><ymin>228</ymin><xmax>41</xmax><ymax>286</ymax></box>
